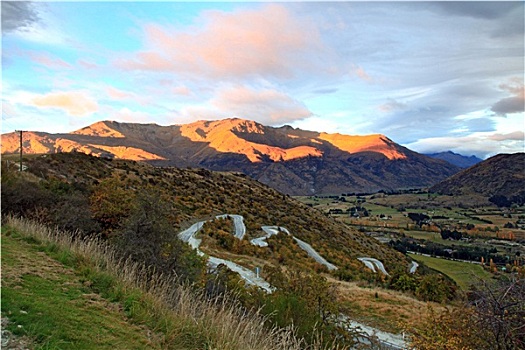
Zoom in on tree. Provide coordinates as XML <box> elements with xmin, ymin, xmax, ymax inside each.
<box><xmin>263</xmin><ymin>267</ymin><xmax>359</xmax><ymax>347</ymax></box>
<box><xmin>468</xmin><ymin>277</ymin><xmax>525</xmax><ymax>350</ymax></box>
<box><xmin>490</xmin><ymin>195</ymin><xmax>511</xmax><ymax>208</ymax></box>
<box><xmin>90</xmin><ymin>175</ymin><xmax>136</xmax><ymax>235</ymax></box>
<box><xmin>408</xmin><ymin>305</ymin><xmax>485</xmax><ymax>350</ymax></box>
<box><xmin>115</xmin><ymin>190</ymin><xmax>206</xmax><ymax>284</ymax></box>
<box><xmin>409</xmin><ymin>277</ymin><xmax>525</xmax><ymax>350</ymax></box>
<box><xmin>416</xmin><ymin>274</ymin><xmax>456</xmax><ymax>303</ymax></box>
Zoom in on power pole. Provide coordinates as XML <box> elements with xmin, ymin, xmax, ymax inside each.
<box><xmin>15</xmin><ymin>130</ymin><xmax>23</xmax><ymax>171</ymax></box>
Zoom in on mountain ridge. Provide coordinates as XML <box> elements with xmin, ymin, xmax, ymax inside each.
<box><xmin>424</xmin><ymin>151</ymin><xmax>482</xmax><ymax>168</ymax></box>
<box><xmin>1</xmin><ymin>118</ymin><xmax>460</xmax><ymax>195</ymax></box>
<box><xmin>430</xmin><ymin>153</ymin><xmax>525</xmax><ymax>199</ymax></box>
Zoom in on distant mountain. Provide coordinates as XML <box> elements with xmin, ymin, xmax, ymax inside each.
<box><xmin>430</xmin><ymin>153</ymin><xmax>525</xmax><ymax>200</ymax></box>
<box><xmin>424</xmin><ymin>151</ymin><xmax>482</xmax><ymax>168</ymax></box>
<box><xmin>1</xmin><ymin>118</ymin><xmax>460</xmax><ymax>195</ymax></box>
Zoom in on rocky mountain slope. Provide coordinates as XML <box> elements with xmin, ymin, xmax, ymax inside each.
<box><xmin>1</xmin><ymin>118</ymin><xmax>460</xmax><ymax>195</ymax></box>
<box><xmin>430</xmin><ymin>153</ymin><xmax>525</xmax><ymax>199</ymax></box>
<box><xmin>424</xmin><ymin>151</ymin><xmax>482</xmax><ymax>168</ymax></box>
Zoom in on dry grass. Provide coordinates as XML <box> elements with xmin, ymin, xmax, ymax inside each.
<box><xmin>330</xmin><ymin>277</ymin><xmax>445</xmax><ymax>333</ymax></box>
<box><xmin>3</xmin><ymin>216</ymin><xmax>326</xmax><ymax>350</ymax></box>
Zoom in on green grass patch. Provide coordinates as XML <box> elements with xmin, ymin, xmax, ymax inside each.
<box><xmin>403</xmin><ymin>231</ymin><xmax>472</xmax><ymax>247</ymax></box>
<box><xmin>1</xmin><ymin>231</ymin><xmax>160</xmax><ymax>349</ymax></box>
<box><xmin>408</xmin><ymin>253</ymin><xmax>494</xmax><ymax>290</ymax></box>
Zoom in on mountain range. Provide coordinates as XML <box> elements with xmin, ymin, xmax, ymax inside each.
<box><xmin>1</xmin><ymin>118</ymin><xmax>461</xmax><ymax>195</ymax></box>
<box><xmin>424</xmin><ymin>151</ymin><xmax>482</xmax><ymax>168</ymax></box>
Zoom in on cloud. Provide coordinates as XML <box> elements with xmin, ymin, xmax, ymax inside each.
<box><xmin>312</xmin><ymin>88</ymin><xmax>338</xmax><ymax>95</ymax></box>
<box><xmin>2</xmin><ymin>2</ymin><xmax>68</xmax><ymax>45</ymax></box>
<box><xmin>77</xmin><ymin>59</ymin><xmax>98</xmax><ymax>70</ymax></box>
<box><xmin>177</xmin><ymin>85</ymin><xmax>312</xmax><ymax>125</ymax></box>
<box><xmin>378</xmin><ymin>99</ymin><xmax>407</xmax><ymax>113</ymax></box>
<box><xmin>116</xmin><ymin>4</ymin><xmax>323</xmax><ymax>80</ymax></box>
<box><xmin>171</xmin><ymin>86</ymin><xmax>191</xmax><ymax>96</ymax></box>
<box><xmin>427</xmin><ymin>2</ymin><xmax>524</xmax><ymax>38</ymax></box>
<box><xmin>352</xmin><ymin>65</ymin><xmax>374</xmax><ymax>82</ymax></box>
<box><xmin>405</xmin><ymin>131</ymin><xmax>525</xmax><ymax>159</ymax></box>
<box><xmin>492</xmin><ymin>96</ymin><xmax>525</xmax><ymax>115</ymax></box>
<box><xmin>28</xmin><ymin>52</ymin><xmax>72</xmax><ymax>70</ymax></box>
<box><xmin>491</xmin><ymin>80</ymin><xmax>525</xmax><ymax>115</ymax></box>
<box><xmin>211</xmin><ymin>85</ymin><xmax>312</xmax><ymax>124</ymax></box>
<box><xmin>1</xmin><ymin>1</ymin><xmax>40</xmax><ymax>33</ymax></box>
<box><xmin>30</xmin><ymin>91</ymin><xmax>98</xmax><ymax>117</ymax></box>
<box><xmin>489</xmin><ymin>131</ymin><xmax>524</xmax><ymax>142</ymax></box>
<box><xmin>106</xmin><ymin>86</ymin><xmax>135</xmax><ymax>100</ymax></box>
<box><xmin>430</xmin><ymin>2</ymin><xmax>521</xmax><ymax>20</ymax></box>
<box><xmin>111</xmin><ymin>107</ymin><xmax>154</xmax><ymax>124</ymax></box>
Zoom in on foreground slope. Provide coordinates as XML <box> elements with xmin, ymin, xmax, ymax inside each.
<box><xmin>1</xmin><ymin>118</ymin><xmax>460</xmax><ymax>195</ymax></box>
<box><xmin>430</xmin><ymin>153</ymin><xmax>525</xmax><ymax>199</ymax></box>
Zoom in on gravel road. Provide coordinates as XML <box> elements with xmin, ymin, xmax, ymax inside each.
<box><xmin>409</xmin><ymin>261</ymin><xmax>419</xmax><ymax>274</ymax></box>
<box><xmin>178</xmin><ymin>214</ymin><xmax>339</xmax><ymax>290</ymax></box>
<box><xmin>293</xmin><ymin>237</ymin><xmax>338</xmax><ymax>271</ymax></box>
<box><xmin>358</xmin><ymin>257</ymin><xmax>389</xmax><ymax>275</ymax></box>
<box><xmin>216</xmin><ymin>214</ymin><xmax>246</xmax><ymax>239</ymax></box>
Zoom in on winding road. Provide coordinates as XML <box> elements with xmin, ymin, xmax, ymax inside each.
<box><xmin>292</xmin><ymin>237</ymin><xmax>338</xmax><ymax>271</ymax></box>
<box><xmin>177</xmin><ymin>215</ymin><xmax>339</xmax><ymax>291</ymax></box>
<box><xmin>216</xmin><ymin>214</ymin><xmax>246</xmax><ymax>239</ymax></box>
<box><xmin>177</xmin><ymin>214</ymin><xmax>411</xmax><ymax>348</ymax></box>
<box><xmin>358</xmin><ymin>257</ymin><xmax>390</xmax><ymax>276</ymax></box>
<box><xmin>409</xmin><ymin>261</ymin><xmax>419</xmax><ymax>274</ymax></box>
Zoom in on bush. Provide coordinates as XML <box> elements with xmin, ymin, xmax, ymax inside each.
<box><xmin>114</xmin><ymin>190</ymin><xmax>206</xmax><ymax>284</ymax></box>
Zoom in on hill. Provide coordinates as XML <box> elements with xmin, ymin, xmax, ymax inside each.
<box><xmin>430</xmin><ymin>153</ymin><xmax>525</xmax><ymax>202</ymax></box>
<box><xmin>1</xmin><ymin>152</ymin><xmax>463</xmax><ymax>347</ymax></box>
<box><xmin>424</xmin><ymin>151</ymin><xmax>482</xmax><ymax>168</ymax></box>
<box><xmin>1</xmin><ymin>118</ymin><xmax>460</xmax><ymax>195</ymax></box>
<box><xmin>2</xmin><ymin>151</ymin><xmax>408</xmax><ymax>278</ymax></box>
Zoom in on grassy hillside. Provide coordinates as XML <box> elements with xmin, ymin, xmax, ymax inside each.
<box><xmin>2</xmin><ymin>152</ymin><xmax>461</xmax><ymax>347</ymax></box>
<box><xmin>2</xmin><ymin>225</ymin><xmax>160</xmax><ymax>349</ymax></box>
<box><xmin>1</xmin><ymin>216</ymin><xmax>308</xmax><ymax>350</ymax></box>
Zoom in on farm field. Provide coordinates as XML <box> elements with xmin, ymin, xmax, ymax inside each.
<box><xmin>408</xmin><ymin>253</ymin><xmax>494</xmax><ymax>290</ymax></box>
<box><xmin>296</xmin><ymin>192</ymin><xmax>525</xmax><ymax>285</ymax></box>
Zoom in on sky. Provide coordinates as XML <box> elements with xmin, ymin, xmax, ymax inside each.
<box><xmin>2</xmin><ymin>1</ymin><xmax>524</xmax><ymax>159</ymax></box>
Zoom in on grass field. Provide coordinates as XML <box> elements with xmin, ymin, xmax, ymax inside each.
<box><xmin>408</xmin><ymin>253</ymin><xmax>494</xmax><ymax>290</ymax></box>
<box><xmin>402</xmin><ymin>230</ymin><xmax>476</xmax><ymax>247</ymax></box>
<box><xmin>1</xmin><ymin>228</ymin><xmax>161</xmax><ymax>349</ymax></box>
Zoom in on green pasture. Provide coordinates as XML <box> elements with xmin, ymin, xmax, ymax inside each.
<box><xmin>408</xmin><ymin>253</ymin><xmax>494</xmax><ymax>290</ymax></box>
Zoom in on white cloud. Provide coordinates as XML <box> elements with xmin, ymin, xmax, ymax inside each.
<box><xmin>211</xmin><ymin>85</ymin><xmax>312</xmax><ymax>124</ymax></box>
<box><xmin>174</xmin><ymin>85</ymin><xmax>312</xmax><ymax>126</ymax></box>
<box><xmin>115</xmin><ymin>4</ymin><xmax>324</xmax><ymax>80</ymax></box>
<box><xmin>30</xmin><ymin>91</ymin><xmax>99</xmax><ymax>117</ymax></box>
<box><xmin>405</xmin><ymin>131</ymin><xmax>524</xmax><ymax>159</ymax></box>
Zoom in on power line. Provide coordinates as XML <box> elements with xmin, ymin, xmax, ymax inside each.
<box><xmin>2</xmin><ymin>110</ymin><xmax>18</xmax><ymax>133</ymax></box>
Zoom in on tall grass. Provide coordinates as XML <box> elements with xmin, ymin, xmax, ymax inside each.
<box><xmin>3</xmin><ymin>215</ymin><xmax>320</xmax><ymax>350</ymax></box>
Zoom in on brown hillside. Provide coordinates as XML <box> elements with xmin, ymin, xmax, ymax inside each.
<box><xmin>430</xmin><ymin>153</ymin><xmax>525</xmax><ymax>198</ymax></box>
<box><xmin>7</xmin><ymin>152</ymin><xmax>408</xmax><ymax>277</ymax></box>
